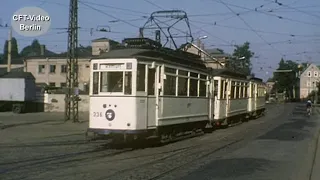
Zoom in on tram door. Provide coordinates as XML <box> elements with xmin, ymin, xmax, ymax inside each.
<box><xmin>226</xmin><ymin>80</ymin><xmax>231</xmax><ymax>117</ymax></box>
<box><xmin>154</xmin><ymin>65</ymin><xmax>162</xmax><ymax>127</ymax></box>
<box><xmin>146</xmin><ymin>65</ymin><xmax>158</xmax><ymax>128</ymax></box>
<box><xmin>210</xmin><ymin>79</ymin><xmax>218</xmax><ymax>121</ymax></box>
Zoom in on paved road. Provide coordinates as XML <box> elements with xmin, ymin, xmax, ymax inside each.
<box><xmin>0</xmin><ymin>103</ymin><xmax>319</xmax><ymax>180</ymax></box>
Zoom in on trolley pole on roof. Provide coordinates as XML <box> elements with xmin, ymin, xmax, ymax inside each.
<box><xmin>65</xmin><ymin>0</ymin><xmax>79</xmax><ymax>123</ymax></box>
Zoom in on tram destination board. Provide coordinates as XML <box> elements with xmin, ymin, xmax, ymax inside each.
<box><xmin>99</xmin><ymin>63</ymin><xmax>124</xmax><ymax>70</ymax></box>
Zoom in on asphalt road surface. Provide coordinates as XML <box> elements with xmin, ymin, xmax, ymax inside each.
<box><xmin>0</xmin><ymin>103</ymin><xmax>319</xmax><ymax>180</ymax></box>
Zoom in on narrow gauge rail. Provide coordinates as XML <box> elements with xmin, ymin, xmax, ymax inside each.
<box><xmin>86</xmin><ymin>38</ymin><xmax>266</xmax><ymax>143</ymax></box>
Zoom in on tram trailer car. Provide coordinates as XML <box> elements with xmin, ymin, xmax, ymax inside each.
<box><xmin>247</xmin><ymin>77</ymin><xmax>266</xmax><ymax>118</ymax></box>
<box><xmin>210</xmin><ymin>70</ymin><xmax>251</xmax><ymax>127</ymax></box>
<box><xmin>88</xmin><ymin>38</ymin><xmax>211</xmax><ymax>143</ymax></box>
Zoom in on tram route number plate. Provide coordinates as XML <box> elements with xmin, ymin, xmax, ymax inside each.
<box><xmin>93</xmin><ymin>112</ymin><xmax>103</xmax><ymax>117</ymax></box>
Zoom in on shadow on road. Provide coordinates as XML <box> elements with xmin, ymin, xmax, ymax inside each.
<box><xmin>0</xmin><ymin>120</ymin><xmax>62</xmax><ymax>130</ymax></box>
<box><xmin>181</xmin><ymin>158</ymin><xmax>275</xmax><ymax>179</ymax></box>
<box><xmin>258</xmin><ymin>105</ymin><xmax>318</xmax><ymax>141</ymax></box>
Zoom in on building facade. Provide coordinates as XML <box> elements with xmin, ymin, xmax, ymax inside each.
<box><xmin>22</xmin><ymin>38</ymin><xmax>118</xmax><ymax>91</ymax></box>
<box><xmin>299</xmin><ymin>63</ymin><xmax>320</xmax><ymax>99</ymax></box>
<box><xmin>24</xmin><ymin>57</ymin><xmax>91</xmax><ymax>90</ymax></box>
<box><xmin>266</xmin><ymin>81</ymin><xmax>275</xmax><ymax>94</ymax></box>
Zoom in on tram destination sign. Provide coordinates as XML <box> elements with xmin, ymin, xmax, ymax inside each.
<box><xmin>99</xmin><ymin>63</ymin><xmax>124</xmax><ymax>70</ymax></box>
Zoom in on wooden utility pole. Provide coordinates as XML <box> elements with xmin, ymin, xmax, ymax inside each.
<box><xmin>7</xmin><ymin>27</ymin><xmax>12</xmax><ymax>72</ymax></box>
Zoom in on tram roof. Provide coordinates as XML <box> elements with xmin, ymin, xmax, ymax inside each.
<box><xmin>249</xmin><ymin>77</ymin><xmax>263</xmax><ymax>82</ymax></box>
<box><xmin>94</xmin><ymin>48</ymin><xmax>208</xmax><ymax>70</ymax></box>
<box><xmin>210</xmin><ymin>69</ymin><xmax>248</xmax><ymax>79</ymax></box>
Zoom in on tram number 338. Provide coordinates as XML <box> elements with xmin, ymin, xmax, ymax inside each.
<box><xmin>93</xmin><ymin>112</ymin><xmax>103</xmax><ymax>117</ymax></box>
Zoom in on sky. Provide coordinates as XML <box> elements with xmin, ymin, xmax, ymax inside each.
<box><xmin>0</xmin><ymin>0</ymin><xmax>320</xmax><ymax>81</ymax></box>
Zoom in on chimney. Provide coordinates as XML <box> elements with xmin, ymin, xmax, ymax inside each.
<box><xmin>139</xmin><ymin>28</ymin><xmax>144</xmax><ymax>38</ymax></box>
<box><xmin>23</xmin><ymin>59</ymin><xmax>27</xmax><ymax>72</ymax></box>
<box><xmin>40</xmin><ymin>45</ymin><xmax>46</xmax><ymax>55</ymax></box>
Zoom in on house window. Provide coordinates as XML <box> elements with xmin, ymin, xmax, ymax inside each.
<box><xmin>308</xmin><ymin>71</ymin><xmax>311</xmax><ymax>77</ymax></box>
<box><xmin>307</xmin><ymin>81</ymin><xmax>311</xmax><ymax>87</ymax></box>
<box><xmin>49</xmin><ymin>65</ymin><xmax>56</xmax><ymax>73</ymax></box>
<box><xmin>314</xmin><ymin>71</ymin><xmax>318</xmax><ymax>77</ymax></box>
<box><xmin>49</xmin><ymin>82</ymin><xmax>56</xmax><ymax>87</ymax></box>
<box><xmin>60</xmin><ymin>83</ymin><xmax>66</xmax><ymax>87</ymax></box>
<box><xmin>61</xmin><ymin>65</ymin><xmax>67</xmax><ymax>73</ymax></box>
<box><xmin>38</xmin><ymin>65</ymin><xmax>45</xmax><ymax>73</ymax></box>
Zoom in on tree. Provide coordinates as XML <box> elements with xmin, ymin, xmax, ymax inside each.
<box><xmin>20</xmin><ymin>39</ymin><xmax>41</xmax><ymax>57</ymax></box>
<box><xmin>273</xmin><ymin>58</ymin><xmax>299</xmax><ymax>98</ymax></box>
<box><xmin>230</xmin><ymin>42</ymin><xmax>254</xmax><ymax>76</ymax></box>
<box><xmin>2</xmin><ymin>37</ymin><xmax>19</xmax><ymax>63</ymax></box>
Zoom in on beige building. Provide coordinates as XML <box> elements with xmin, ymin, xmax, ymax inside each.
<box><xmin>22</xmin><ymin>38</ymin><xmax>119</xmax><ymax>91</ymax></box>
<box><xmin>266</xmin><ymin>81</ymin><xmax>275</xmax><ymax>94</ymax></box>
<box><xmin>299</xmin><ymin>63</ymin><xmax>320</xmax><ymax>99</ymax></box>
<box><xmin>24</xmin><ymin>57</ymin><xmax>91</xmax><ymax>90</ymax></box>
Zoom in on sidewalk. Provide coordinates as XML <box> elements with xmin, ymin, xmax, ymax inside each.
<box><xmin>0</xmin><ymin>112</ymin><xmax>89</xmax><ymax>130</ymax></box>
<box><xmin>310</xmin><ymin>107</ymin><xmax>320</xmax><ymax>180</ymax></box>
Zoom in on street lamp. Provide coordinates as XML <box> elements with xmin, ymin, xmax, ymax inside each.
<box><xmin>196</xmin><ymin>35</ymin><xmax>208</xmax><ymax>47</ymax></box>
<box><xmin>198</xmin><ymin>35</ymin><xmax>208</xmax><ymax>40</ymax></box>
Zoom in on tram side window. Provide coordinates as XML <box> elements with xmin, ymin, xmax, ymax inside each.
<box><xmin>147</xmin><ymin>68</ymin><xmax>155</xmax><ymax>95</ymax></box>
<box><xmin>100</xmin><ymin>72</ymin><xmax>123</xmax><ymax>92</ymax></box>
<box><xmin>220</xmin><ymin>80</ymin><xmax>224</xmax><ymax>99</ymax></box>
<box><xmin>92</xmin><ymin>72</ymin><xmax>99</xmax><ymax>94</ymax></box>
<box><xmin>231</xmin><ymin>82</ymin><xmax>235</xmax><ymax>99</ymax></box>
<box><xmin>124</xmin><ymin>72</ymin><xmax>132</xmax><ymax>95</ymax></box>
<box><xmin>164</xmin><ymin>75</ymin><xmax>176</xmax><ymax>95</ymax></box>
<box><xmin>251</xmin><ymin>84</ymin><xmax>255</xmax><ymax>97</ymax></box>
<box><xmin>213</xmin><ymin>80</ymin><xmax>218</xmax><ymax>97</ymax></box>
<box><xmin>189</xmin><ymin>78</ymin><xmax>198</xmax><ymax>96</ymax></box>
<box><xmin>224</xmin><ymin>82</ymin><xmax>228</xmax><ymax>99</ymax></box>
<box><xmin>237</xmin><ymin>83</ymin><xmax>241</xmax><ymax>99</ymax></box>
<box><xmin>244</xmin><ymin>83</ymin><xmax>248</xmax><ymax>97</ymax></box>
<box><xmin>137</xmin><ymin>64</ymin><xmax>146</xmax><ymax>92</ymax></box>
<box><xmin>240</xmin><ymin>83</ymin><xmax>244</xmax><ymax>98</ymax></box>
<box><xmin>178</xmin><ymin>77</ymin><xmax>188</xmax><ymax>96</ymax></box>
<box><xmin>199</xmin><ymin>80</ymin><xmax>206</xmax><ymax>97</ymax></box>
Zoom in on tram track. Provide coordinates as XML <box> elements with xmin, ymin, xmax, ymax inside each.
<box><xmin>0</xmin><ymin>143</ymin><xmax>132</xmax><ymax>174</ymax></box>
<box><xmin>98</xmin><ymin>104</ymin><xmax>292</xmax><ymax>180</ymax></box>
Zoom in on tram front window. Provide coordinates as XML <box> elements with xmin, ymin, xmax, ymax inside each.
<box><xmin>100</xmin><ymin>72</ymin><xmax>123</xmax><ymax>92</ymax></box>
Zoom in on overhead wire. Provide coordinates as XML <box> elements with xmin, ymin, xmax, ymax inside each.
<box><xmin>209</xmin><ymin>0</ymin><xmax>320</xmax><ymax>27</ymax></box>
<box><xmin>79</xmin><ymin>1</ymin><xmax>140</xmax><ymax>28</ymax></box>
<box><xmin>79</xmin><ymin>0</ymin><xmax>149</xmax><ymax>15</ymax></box>
<box><xmin>189</xmin><ymin>20</ymin><xmax>320</xmax><ymax>38</ymax></box>
<box><xmin>212</xmin><ymin>0</ymin><xmax>286</xmax><ymax>57</ymax></box>
<box><xmin>267</xmin><ymin>0</ymin><xmax>320</xmax><ymax>19</ymax></box>
<box><xmin>142</xmin><ymin>0</ymin><xmax>166</xmax><ymax>10</ymax></box>
<box><xmin>6</xmin><ymin>0</ymin><xmax>320</xmax><ymax>64</ymax></box>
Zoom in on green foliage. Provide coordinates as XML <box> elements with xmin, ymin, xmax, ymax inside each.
<box><xmin>229</xmin><ymin>42</ymin><xmax>254</xmax><ymax>75</ymax></box>
<box><xmin>20</xmin><ymin>39</ymin><xmax>41</xmax><ymax>57</ymax></box>
<box><xmin>2</xmin><ymin>37</ymin><xmax>20</xmax><ymax>62</ymax></box>
<box><xmin>273</xmin><ymin>58</ymin><xmax>299</xmax><ymax>98</ymax></box>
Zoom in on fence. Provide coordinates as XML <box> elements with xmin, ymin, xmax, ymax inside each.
<box><xmin>36</xmin><ymin>93</ymin><xmax>89</xmax><ymax>112</ymax></box>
